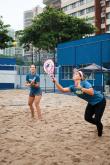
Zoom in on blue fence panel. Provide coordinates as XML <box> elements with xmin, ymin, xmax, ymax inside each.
<box><xmin>0</xmin><ymin>58</ymin><xmax>16</xmax><ymax>65</ymax></box>
<box><xmin>0</xmin><ymin>66</ymin><xmax>15</xmax><ymax>70</ymax></box>
<box><xmin>0</xmin><ymin>83</ymin><xmax>14</xmax><ymax>89</ymax></box>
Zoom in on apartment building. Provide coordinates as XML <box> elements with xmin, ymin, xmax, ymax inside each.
<box><xmin>62</xmin><ymin>0</ymin><xmax>95</xmax><ymax>24</ymax></box>
<box><xmin>24</xmin><ymin>10</ymin><xmax>33</xmax><ymax>28</ymax></box>
<box><xmin>23</xmin><ymin>6</ymin><xmax>43</xmax><ymax>63</ymax></box>
<box><xmin>24</xmin><ymin>6</ymin><xmax>43</xmax><ymax>28</ymax></box>
<box><xmin>62</xmin><ymin>0</ymin><xmax>110</xmax><ymax>34</ymax></box>
<box><xmin>43</xmin><ymin>0</ymin><xmax>110</xmax><ymax>34</ymax></box>
<box><xmin>2</xmin><ymin>29</ymin><xmax>15</xmax><ymax>56</ymax></box>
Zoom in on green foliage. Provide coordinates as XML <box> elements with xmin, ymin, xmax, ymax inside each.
<box><xmin>0</xmin><ymin>18</ymin><xmax>14</xmax><ymax>49</ymax></box>
<box><xmin>20</xmin><ymin>7</ymin><xmax>95</xmax><ymax>52</ymax></box>
<box><xmin>15</xmin><ymin>57</ymin><xmax>25</xmax><ymax>65</ymax></box>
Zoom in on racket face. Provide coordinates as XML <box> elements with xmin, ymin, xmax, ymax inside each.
<box><xmin>43</xmin><ymin>59</ymin><xmax>54</xmax><ymax>75</ymax></box>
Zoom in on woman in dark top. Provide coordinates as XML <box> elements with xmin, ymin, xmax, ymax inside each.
<box><xmin>25</xmin><ymin>64</ymin><xmax>42</xmax><ymax>120</ymax></box>
<box><xmin>52</xmin><ymin>70</ymin><xmax>106</xmax><ymax>137</ymax></box>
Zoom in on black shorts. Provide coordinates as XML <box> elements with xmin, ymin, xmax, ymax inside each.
<box><xmin>29</xmin><ymin>91</ymin><xmax>42</xmax><ymax>97</ymax></box>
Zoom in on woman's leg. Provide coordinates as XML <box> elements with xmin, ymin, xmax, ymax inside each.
<box><xmin>85</xmin><ymin>99</ymin><xmax>106</xmax><ymax>136</ymax></box>
<box><xmin>94</xmin><ymin>98</ymin><xmax>106</xmax><ymax>125</ymax></box>
<box><xmin>84</xmin><ymin>103</ymin><xmax>96</xmax><ymax>124</ymax></box>
<box><xmin>28</xmin><ymin>96</ymin><xmax>35</xmax><ymax>118</ymax></box>
<box><xmin>34</xmin><ymin>95</ymin><xmax>42</xmax><ymax>119</ymax></box>
<box><xmin>94</xmin><ymin>98</ymin><xmax>106</xmax><ymax>136</ymax></box>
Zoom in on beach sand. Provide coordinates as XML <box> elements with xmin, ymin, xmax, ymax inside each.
<box><xmin>0</xmin><ymin>89</ymin><xmax>110</xmax><ymax>165</ymax></box>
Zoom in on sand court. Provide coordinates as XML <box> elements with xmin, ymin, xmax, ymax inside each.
<box><xmin>0</xmin><ymin>89</ymin><xmax>110</xmax><ymax>165</ymax></box>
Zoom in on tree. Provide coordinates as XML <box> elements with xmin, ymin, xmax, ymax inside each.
<box><xmin>0</xmin><ymin>17</ymin><xmax>13</xmax><ymax>49</ymax></box>
<box><xmin>20</xmin><ymin>7</ymin><xmax>95</xmax><ymax>53</ymax></box>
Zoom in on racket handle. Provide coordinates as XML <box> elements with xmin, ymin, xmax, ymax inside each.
<box><xmin>78</xmin><ymin>80</ymin><xmax>80</xmax><ymax>86</ymax></box>
<box><xmin>49</xmin><ymin>73</ymin><xmax>54</xmax><ymax>78</ymax></box>
<box><xmin>75</xmin><ymin>80</ymin><xmax>80</xmax><ymax>87</ymax></box>
<box><xmin>51</xmin><ymin>76</ymin><xmax>56</xmax><ymax>83</ymax></box>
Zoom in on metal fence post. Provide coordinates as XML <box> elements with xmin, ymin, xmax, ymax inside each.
<box><xmin>53</xmin><ymin>48</ymin><xmax>56</xmax><ymax>93</ymax></box>
<box><xmin>20</xmin><ymin>66</ymin><xmax>22</xmax><ymax>89</ymax></box>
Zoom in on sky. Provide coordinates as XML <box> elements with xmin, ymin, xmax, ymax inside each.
<box><xmin>0</xmin><ymin>0</ymin><xmax>44</xmax><ymax>31</ymax></box>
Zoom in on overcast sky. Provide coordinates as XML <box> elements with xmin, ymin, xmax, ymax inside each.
<box><xmin>0</xmin><ymin>0</ymin><xmax>44</xmax><ymax>30</ymax></box>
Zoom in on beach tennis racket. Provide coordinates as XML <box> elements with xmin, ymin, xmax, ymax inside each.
<box><xmin>43</xmin><ymin>59</ymin><xmax>54</xmax><ymax>78</ymax></box>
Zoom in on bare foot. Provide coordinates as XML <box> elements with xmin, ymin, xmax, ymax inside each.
<box><xmin>38</xmin><ymin>115</ymin><xmax>43</xmax><ymax>120</ymax></box>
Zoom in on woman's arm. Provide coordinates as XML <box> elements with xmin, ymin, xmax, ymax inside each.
<box><xmin>76</xmin><ymin>81</ymin><xmax>94</xmax><ymax>96</ymax></box>
<box><xmin>25</xmin><ymin>81</ymin><xmax>31</xmax><ymax>87</ymax></box>
<box><xmin>34</xmin><ymin>82</ymin><xmax>40</xmax><ymax>88</ymax></box>
<box><xmin>81</xmin><ymin>87</ymin><xmax>94</xmax><ymax>96</ymax></box>
<box><xmin>25</xmin><ymin>80</ymin><xmax>40</xmax><ymax>88</ymax></box>
<box><xmin>25</xmin><ymin>75</ymin><xmax>31</xmax><ymax>87</ymax></box>
<box><xmin>52</xmin><ymin>78</ymin><xmax>70</xmax><ymax>92</ymax></box>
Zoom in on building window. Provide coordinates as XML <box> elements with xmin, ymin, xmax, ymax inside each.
<box><xmin>78</xmin><ymin>9</ymin><xmax>85</xmax><ymax>16</ymax></box>
<box><xmin>86</xmin><ymin>17</ymin><xmax>94</xmax><ymax>24</ymax></box>
<box><xmin>61</xmin><ymin>66</ymin><xmax>73</xmax><ymax>80</ymax></box>
<box><xmin>71</xmin><ymin>12</ymin><xmax>78</xmax><ymax>17</ymax></box>
<box><xmin>79</xmin><ymin>0</ymin><xmax>85</xmax><ymax>6</ymax></box>
<box><xmin>101</xmin><ymin>28</ymin><xmax>105</xmax><ymax>33</ymax></box>
<box><xmin>106</xmin><ymin>1</ymin><xmax>110</xmax><ymax>7</ymax></box>
<box><xmin>106</xmin><ymin>25</ymin><xmax>110</xmax><ymax>31</ymax></box>
<box><xmin>71</xmin><ymin>2</ymin><xmax>77</xmax><ymax>9</ymax></box>
<box><xmin>107</xmin><ymin>13</ymin><xmax>110</xmax><ymax>19</ymax></box>
<box><xmin>86</xmin><ymin>0</ymin><xmax>93</xmax><ymax>3</ymax></box>
<box><xmin>75</xmin><ymin>1</ymin><xmax>79</xmax><ymax>7</ymax></box>
<box><xmin>101</xmin><ymin>18</ymin><xmax>105</xmax><ymax>24</ymax></box>
<box><xmin>63</xmin><ymin>5</ymin><xmax>72</xmax><ymax>12</ymax></box>
<box><xmin>101</xmin><ymin>7</ymin><xmax>106</xmax><ymax>14</ymax></box>
<box><xmin>86</xmin><ymin>6</ymin><xmax>94</xmax><ymax>14</ymax></box>
<box><xmin>63</xmin><ymin>6</ymin><xmax>68</xmax><ymax>12</ymax></box>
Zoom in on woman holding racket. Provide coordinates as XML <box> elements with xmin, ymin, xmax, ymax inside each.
<box><xmin>25</xmin><ymin>64</ymin><xmax>42</xmax><ymax>119</ymax></box>
<box><xmin>52</xmin><ymin>70</ymin><xmax>106</xmax><ymax>137</ymax></box>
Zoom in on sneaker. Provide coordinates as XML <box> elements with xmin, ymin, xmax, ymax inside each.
<box><xmin>97</xmin><ymin>123</ymin><xmax>103</xmax><ymax>137</ymax></box>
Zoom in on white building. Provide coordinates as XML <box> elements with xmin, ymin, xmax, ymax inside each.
<box><xmin>23</xmin><ymin>6</ymin><xmax>43</xmax><ymax>28</ymax></box>
<box><xmin>62</xmin><ymin>0</ymin><xmax>95</xmax><ymax>24</ymax></box>
<box><xmin>24</xmin><ymin>10</ymin><xmax>33</xmax><ymax>28</ymax></box>
<box><xmin>2</xmin><ymin>29</ymin><xmax>15</xmax><ymax>56</ymax></box>
<box><xmin>23</xmin><ymin>6</ymin><xmax>43</xmax><ymax>63</ymax></box>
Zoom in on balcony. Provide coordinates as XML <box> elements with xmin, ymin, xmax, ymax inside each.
<box><xmin>106</xmin><ymin>19</ymin><xmax>110</xmax><ymax>25</ymax></box>
<box><xmin>101</xmin><ymin>3</ymin><xmax>106</xmax><ymax>7</ymax></box>
<box><xmin>101</xmin><ymin>12</ymin><xmax>106</xmax><ymax>17</ymax></box>
<box><xmin>43</xmin><ymin>0</ymin><xmax>51</xmax><ymax>4</ymax></box>
<box><xmin>100</xmin><ymin>0</ymin><xmax>106</xmax><ymax>6</ymax></box>
<box><xmin>43</xmin><ymin>0</ymin><xmax>61</xmax><ymax>8</ymax></box>
<box><xmin>101</xmin><ymin>23</ymin><xmax>106</xmax><ymax>28</ymax></box>
<box><xmin>43</xmin><ymin>0</ymin><xmax>60</xmax><ymax>5</ymax></box>
<box><xmin>106</xmin><ymin>6</ymin><xmax>110</xmax><ymax>12</ymax></box>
